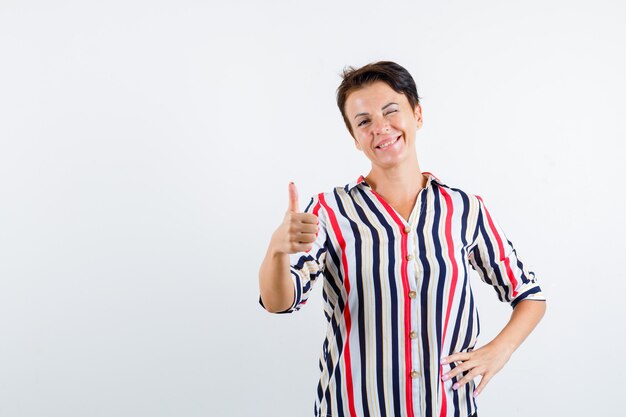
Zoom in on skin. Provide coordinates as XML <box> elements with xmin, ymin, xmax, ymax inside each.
<box><xmin>259</xmin><ymin>80</ymin><xmax>547</xmax><ymax>393</ymax></box>
<box><xmin>344</xmin><ymin>81</ymin><xmax>426</xmax><ymax>220</ymax></box>
<box><xmin>441</xmin><ymin>299</ymin><xmax>545</xmax><ymax>396</ymax></box>
<box><xmin>258</xmin><ymin>182</ymin><xmax>319</xmax><ymax>313</ymax></box>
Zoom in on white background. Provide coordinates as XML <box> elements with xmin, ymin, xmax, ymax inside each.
<box><xmin>1</xmin><ymin>1</ymin><xmax>625</xmax><ymax>416</ymax></box>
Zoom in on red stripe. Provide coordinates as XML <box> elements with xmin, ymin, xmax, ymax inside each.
<box><xmin>438</xmin><ymin>187</ymin><xmax>458</xmax><ymax>417</ymax></box>
<box><xmin>370</xmin><ymin>190</ymin><xmax>414</xmax><ymax>417</ymax></box>
<box><xmin>319</xmin><ymin>194</ymin><xmax>358</xmax><ymax>417</ymax></box>
<box><xmin>313</xmin><ymin>199</ymin><xmax>322</xmax><ymax>216</ymax></box>
<box><xmin>476</xmin><ymin>196</ymin><xmax>519</xmax><ymax>297</ymax></box>
<box><xmin>440</xmin><ymin>387</ymin><xmax>447</xmax><ymax>417</ymax></box>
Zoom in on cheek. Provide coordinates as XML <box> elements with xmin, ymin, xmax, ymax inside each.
<box><xmin>356</xmin><ymin>135</ymin><xmax>370</xmax><ymax>150</ymax></box>
<box><xmin>389</xmin><ymin>114</ymin><xmax>403</xmax><ymax>126</ymax></box>
<box><xmin>352</xmin><ymin>134</ymin><xmax>363</xmax><ymax>148</ymax></box>
<box><xmin>394</xmin><ymin>116</ymin><xmax>412</xmax><ymax>131</ymax></box>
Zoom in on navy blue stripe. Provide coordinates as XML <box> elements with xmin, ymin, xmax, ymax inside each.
<box><xmin>449</xmin><ymin>227</ymin><xmax>470</xmax><ymax>416</ymax></box>
<box><xmin>431</xmin><ymin>184</ymin><xmax>448</xmax><ymax>406</ymax></box>
<box><xmin>469</xmin><ymin>248</ymin><xmax>491</xmax><ymax>287</ymax></box>
<box><xmin>360</xmin><ymin>188</ymin><xmax>402</xmax><ymax>417</ymax></box>
<box><xmin>451</xmin><ymin>366</ymin><xmax>460</xmax><ymax>417</ymax></box>
<box><xmin>465</xmin><ymin>370</ymin><xmax>475</xmax><ymax>411</ymax></box>
<box><xmin>471</xmin><ymin>214</ymin><xmax>510</xmax><ymax>302</ymax></box>
<box><xmin>322</xmin><ymin>287</ymin><xmax>336</xmax><ymax>319</ymax></box>
<box><xmin>511</xmin><ymin>288</ymin><xmax>543</xmax><ymax>308</ymax></box>
<box><xmin>353</xmin><ymin>189</ymin><xmax>388</xmax><ymax>417</ymax></box>
<box><xmin>334</xmin><ymin>363</ymin><xmax>344</xmax><ymax>417</ymax></box>
<box><xmin>507</xmin><ymin>238</ymin><xmax>532</xmax><ymax>285</ymax></box>
<box><xmin>449</xmin><ymin>250</ymin><xmax>470</xmax><ymax>416</ymax></box>
<box><xmin>293</xmin><ymin>270</ymin><xmax>302</xmax><ymax>306</ymax></box>
<box><xmin>448</xmin><ymin>190</ymin><xmax>471</xmax><ymax>352</ymax></box>
<box><xmin>416</xmin><ymin>188</ymin><xmax>434</xmax><ymax>417</ymax></box>
<box><xmin>325</xmin><ymin>238</ymin><xmax>344</xmax><ymax>301</ymax></box>
<box><xmin>333</xmin><ymin>190</ymin><xmax>372</xmax><ymax>417</ymax></box>
<box><xmin>304</xmin><ymin>196</ymin><xmax>315</xmax><ymax>213</ymax></box>
<box><xmin>322</xmin><ymin>231</ymin><xmax>343</xmax><ymax>307</ymax></box>
<box><xmin>451</xmin><ymin>188</ymin><xmax>471</xmax><ymax>248</ymax></box>
<box><xmin>478</xmin><ymin>204</ymin><xmax>511</xmax><ymax>301</ymax></box>
<box><xmin>325</xmin><ymin>381</ymin><xmax>333</xmax><ymax>417</ymax></box>
<box><xmin>449</xmin><ymin>266</ymin><xmax>467</xmax><ymax>352</ymax></box>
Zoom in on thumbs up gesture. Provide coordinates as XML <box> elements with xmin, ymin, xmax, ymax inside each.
<box><xmin>270</xmin><ymin>182</ymin><xmax>320</xmax><ymax>255</ymax></box>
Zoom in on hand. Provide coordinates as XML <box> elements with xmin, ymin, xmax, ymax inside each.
<box><xmin>269</xmin><ymin>182</ymin><xmax>320</xmax><ymax>255</ymax></box>
<box><xmin>440</xmin><ymin>341</ymin><xmax>513</xmax><ymax>397</ymax></box>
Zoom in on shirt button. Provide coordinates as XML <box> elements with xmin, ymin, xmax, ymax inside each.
<box><xmin>411</xmin><ymin>370</ymin><xmax>419</xmax><ymax>378</ymax></box>
<box><xmin>408</xmin><ymin>291</ymin><xmax>416</xmax><ymax>299</ymax></box>
<box><xmin>406</xmin><ymin>254</ymin><xmax>413</xmax><ymax>261</ymax></box>
<box><xmin>410</xmin><ymin>331</ymin><xmax>417</xmax><ymax>339</ymax></box>
<box><xmin>404</xmin><ymin>226</ymin><xmax>411</xmax><ymax>233</ymax></box>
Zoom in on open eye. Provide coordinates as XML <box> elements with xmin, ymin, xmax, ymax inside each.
<box><xmin>357</xmin><ymin>119</ymin><xmax>369</xmax><ymax>127</ymax></box>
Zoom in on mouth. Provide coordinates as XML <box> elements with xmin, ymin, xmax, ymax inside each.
<box><xmin>376</xmin><ymin>135</ymin><xmax>402</xmax><ymax>150</ymax></box>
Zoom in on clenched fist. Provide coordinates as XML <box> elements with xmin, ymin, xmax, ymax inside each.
<box><xmin>269</xmin><ymin>182</ymin><xmax>320</xmax><ymax>255</ymax></box>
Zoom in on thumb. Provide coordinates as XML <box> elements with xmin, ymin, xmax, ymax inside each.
<box><xmin>288</xmin><ymin>181</ymin><xmax>300</xmax><ymax>212</ymax></box>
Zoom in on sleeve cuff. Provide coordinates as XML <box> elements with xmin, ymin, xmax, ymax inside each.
<box><xmin>510</xmin><ymin>286</ymin><xmax>546</xmax><ymax>309</ymax></box>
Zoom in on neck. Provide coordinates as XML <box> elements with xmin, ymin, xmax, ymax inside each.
<box><xmin>365</xmin><ymin>159</ymin><xmax>425</xmax><ymax>201</ymax></box>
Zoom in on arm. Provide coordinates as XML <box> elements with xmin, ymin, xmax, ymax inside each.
<box><xmin>441</xmin><ymin>299</ymin><xmax>546</xmax><ymax>396</ymax></box>
<box><xmin>442</xmin><ymin>195</ymin><xmax>547</xmax><ymax>396</ymax></box>
<box><xmin>258</xmin><ymin>246</ymin><xmax>295</xmax><ymax>313</ymax></box>
<box><xmin>258</xmin><ymin>183</ymin><xmax>326</xmax><ymax>314</ymax></box>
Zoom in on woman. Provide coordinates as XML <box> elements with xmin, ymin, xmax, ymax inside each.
<box><xmin>258</xmin><ymin>61</ymin><xmax>546</xmax><ymax>417</ymax></box>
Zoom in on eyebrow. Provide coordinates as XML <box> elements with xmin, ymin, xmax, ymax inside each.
<box><xmin>353</xmin><ymin>102</ymin><xmax>399</xmax><ymax>120</ymax></box>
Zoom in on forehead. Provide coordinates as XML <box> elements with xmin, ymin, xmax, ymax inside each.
<box><xmin>345</xmin><ymin>81</ymin><xmax>408</xmax><ymax>116</ymax></box>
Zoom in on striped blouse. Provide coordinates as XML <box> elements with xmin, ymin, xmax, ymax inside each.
<box><xmin>259</xmin><ymin>171</ymin><xmax>545</xmax><ymax>417</ymax></box>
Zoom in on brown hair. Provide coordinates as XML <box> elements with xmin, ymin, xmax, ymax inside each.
<box><xmin>336</xmin><ymin>61</ymin><xmax>421</xmax><ymax>137</ymax></box>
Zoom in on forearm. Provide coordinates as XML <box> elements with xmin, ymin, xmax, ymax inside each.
<box><xmin>442</xmin><ymin>299</ymin><xmax>546</xmax><ymax>395</ymax></box>
<box><xmin>489</xmin><ymin>299</ymin><xmax>547</xmax><ymax>355</ymax></box>
<box><xmin>258</xmin><ymin>243</ymin><xmax>295</xmax><ymax>313</ymax></box>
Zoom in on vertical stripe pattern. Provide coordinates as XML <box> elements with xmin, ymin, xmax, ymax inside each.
<box><xmin>259</xmin><ymin>172</ymin><xmax>546</xmax><ymax>417</ymax></box>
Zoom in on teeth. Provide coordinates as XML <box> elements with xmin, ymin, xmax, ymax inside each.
<box><xmin>378</xmin><ymin>137</ymin><xmax>399</xmax><ymax>148</ymax></box>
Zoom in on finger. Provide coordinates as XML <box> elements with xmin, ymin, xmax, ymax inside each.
<box><xmin>288</xmin><ymin>216</ymin><xmax>318</xmax><ymax>234</ymax></box>
<box><xmin>452</xmin><ymin>367</ymin><xmax>481</xmax><ymax>390</ymax></box>
<box><xmin>289</xmin><ymin>212</ymin><xmax>319</xmax><ymax>225</ymax></box>
<box><xmin>297</xmin><ymin>213</ymin><xmax>319</xmax><ymax>225</ymax></box>
<box><xmin>442</xmin><ymin>362</ymin><xmax>471</xmax><ymax>381</ymax></box>
<box><xmin>473</xmin><ymin>373</ymin><xmax>492</xmax><ymax>397</ymax></box>
<box><xmin>288</xmin><ymin>182</ymin><xmax>300</xmax><ymax>213</ymax></box>
<box><xmin>298</xmin><ymin>223</ymin><xmax>318</xmax><ymax>235</ymax></box>
<box><xmin>292</xmin><ymin>230</ymin><xmax>317</xmax><ymax>244</ymax></box>
<box><xmin>291</xmin><ymin>242</ymin><xmax>315</xmax><ymax>252</ymax></box>
<box><xmin>289</xmin><ymin>221</ymin><xmax>318</xmax><ymax>240</ymax></box>
<box><xmin>441</xmin><ymin>352</ymin><xmax>471</xmax><ymax>365</ymax></box>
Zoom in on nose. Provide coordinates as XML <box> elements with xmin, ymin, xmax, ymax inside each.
<box><xmin>372</xmin><ymin>115</ymin><xmax>391</xmax><ymax>135</ymax></box>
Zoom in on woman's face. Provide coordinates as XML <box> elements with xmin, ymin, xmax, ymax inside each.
<box><xmin>344</xmin><ymin>81</ymin><xmax>423</xmax><ymax>169</ymax></box>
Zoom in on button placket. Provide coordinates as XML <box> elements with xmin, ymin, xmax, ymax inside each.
<box><xmin>406</xmin><ymin>187</ymin><xmax>427</xmax><ymax>417</ymax></box>
<box><xmin>404</xmin><ymin>220</ymin><xmax>423</xmax><ymax>413</ymax></box>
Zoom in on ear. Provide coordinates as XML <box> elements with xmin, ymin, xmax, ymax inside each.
<box><xmin>414</xmin><ymin>104</ymin><xmax>423</xmax><ymax>129</ymax></box>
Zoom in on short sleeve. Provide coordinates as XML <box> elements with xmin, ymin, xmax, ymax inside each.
<box><xmin>468</xmin><ymin>195</ymin><xmax>546</xmax><ymax>308</ymax></box>
<box><xmin>258</xmin><ymin>193</ymin><xmax>328</xmax><ymax>314</ymax></box>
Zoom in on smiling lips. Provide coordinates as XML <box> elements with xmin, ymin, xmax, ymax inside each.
<box><xmin>376</xmin><ymin>135</ymin><xmax>401</xmax><ymax>149</ymax></box>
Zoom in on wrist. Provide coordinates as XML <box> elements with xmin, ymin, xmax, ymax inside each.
<box><xmin>489</xmin><ymin>337</ymin><xmax>517</xmax><ymax>358</ymax></box>
<box><xmin>267</xmin><ymin>238</ymin><xmax>287</xmax><ymax>259</ymax></box>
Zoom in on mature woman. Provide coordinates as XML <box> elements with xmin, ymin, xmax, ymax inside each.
<box><xmin>258</xmin><ymin>61</ymin><xmax>546</xmax><ymax>417</ymax></box>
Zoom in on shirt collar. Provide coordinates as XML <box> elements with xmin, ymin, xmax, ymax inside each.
<box><xmin>344</xmin><ymin>171</ymin><xmax>441</xmax><ymax>193</ymax></box>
